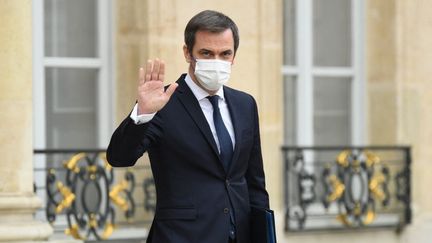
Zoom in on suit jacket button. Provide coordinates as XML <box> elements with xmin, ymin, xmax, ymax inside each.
<box><xmin>225</xmin><ymin>179</ymin><xmax>230</xmax><ymax>186</ymax></box>
<box><xmin>224</xmin><ymin>208</ymin><xmax>230</xmax><ymax>214</ymax></box>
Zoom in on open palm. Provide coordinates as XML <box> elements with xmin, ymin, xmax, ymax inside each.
<box><xmin>137</xmin><ymin>59</ymin><xmax>178</xmax><ymax>115</ymax></box>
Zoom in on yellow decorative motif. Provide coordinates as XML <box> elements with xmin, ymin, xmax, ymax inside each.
<box><xmin>109</xmin><ymin>180</ymin><xmax>129</xmax><ymax>211</ymax></box>
<box><xmin>64</xmin><ymin>152</ymin><xmax>86</xmax><ymax>173</ymax></box>
<box><xmin>363</xmin><ymin>209</ymin><xmax>375</xmax><ymax>225</ymax></box>
<box><xmin>101</xmin><ymin>223</ymin><xmax>115</xmax><ymax>239</ymax></box>
<box><xmin>336</xmin><ymin>213</ymin><xmax>352</xmax><ymax>227</ymax></box>
<box><xmin>365</xmin><ymin>151</ymin><xmax>381</xmax><ymax>168</ymax></box>
<box><xmin>354</xmin><ymin>203</ymin><xmax>361</xmax><ymax>216</ymax></box>
<box><xmin>55</xmin><ymin>181</ymin><xmax>75</xmax><ymax>213</ymax></box>
<box><xmin>49</xmin><ymin>168</ymin><xmax>56</xmax><ymax>175</ymax></box>
<box><xmin>100</xmin><ymin>153</ymin><xmax>112</xmax><ymax>171</ymax></box>
<box><xmin>336</xmin><ymin>150</ymin><xmax>350</xmax><ymax>168</ymax></box>
<box><xmin>332</xmin><ymin>151</ymin><xmax>385</xmax><ymax>226</ymax></box>
<box><xmin>352</xmin><ymin>160</ymin><xmax>361</xmax><ymax>171</ymax></box>
<box><xmin>89</xmin><ymin>214</ymin><xmax>98</xmax><ymax>228</ymax></box>
<box><xmin>369</xmin><ymin>173</ymin><xmax>386</xmax><ymax>201</ymax></box>
<box><xmin>57</xmin><ymin>152</ymin><xmax>118</xmax><ymax>240</ymax></box>
<box><xmin>327</xmin><ymin>175</ymin><xmax>345</xmax><ymax>202</ymax></box>
<box><xmin>87</xmin><ymin>165</ymin><xmax>98</xmax><ymax>173</ymax></box>
<box><xmin>65</xmin><ymin>224</ymin><xmax>84</xmax><ymax>240</ymax></box>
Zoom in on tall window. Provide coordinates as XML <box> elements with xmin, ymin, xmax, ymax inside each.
<box><xmin>33</xmin><ymin>0</ymin><xmax>113</xmax><ymax>150</ymax></box>
<box><xmin>32</xmin><ymin>0</ymin><xmax>113</xmax><ymax>222</ymax></box>
<box><xmin>283</xmin><ymin>0</ymin><xmax>365</xmax><ymax>146</ymax></box>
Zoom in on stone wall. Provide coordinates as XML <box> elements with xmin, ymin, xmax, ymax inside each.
<box><xmin>0</xmin><ymin>0</ymin><xmax>53</xmax><ymax>241</ymax></box>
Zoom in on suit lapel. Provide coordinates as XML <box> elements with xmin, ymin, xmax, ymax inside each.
<box><xmin>175</xmin><ymin>76</ymin><xmax>220</xmax><ymax>159</ymax></box>
<box><xmin>224</xmin><ymin>87</ymin><xmax>242</xmax><ymax>173</ymax></box>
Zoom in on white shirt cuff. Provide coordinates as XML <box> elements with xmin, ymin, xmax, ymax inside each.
<box><xmin>130</xmin><ymin>103</ymin><xmax>156</xmax><ymax>125</ymax></box>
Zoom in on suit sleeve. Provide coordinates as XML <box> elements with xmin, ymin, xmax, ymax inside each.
<box><xmin>106</xmin><ymin>110</ymin><xmax>163</xmax><ymax>167</ymax></box>
<box><xmin>245</xmin><ymin>97</ymin><xmax>270</xmax><ymax>209</ymax></box>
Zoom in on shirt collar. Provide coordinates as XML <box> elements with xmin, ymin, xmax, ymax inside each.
<box><xmin>184</xmin><ymin>73</ymin><xmax>225</xmax><ymax>101</ymax></box>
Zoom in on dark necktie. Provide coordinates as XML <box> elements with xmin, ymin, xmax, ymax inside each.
<box><xmin>207</xmin><ymin>95</ymin><xmax>233</xmax><ymax>171</ymax></box>
<box><xmin>208</xmin><ymin>95</ymin><xmax>236</xmax><ymax>239</ymax></box>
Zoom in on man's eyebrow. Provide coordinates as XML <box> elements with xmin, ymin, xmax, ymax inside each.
<box><xmin>198</xmin><ymin>48</ymin><xmax>214</xmax><ymax>53</ymax></box>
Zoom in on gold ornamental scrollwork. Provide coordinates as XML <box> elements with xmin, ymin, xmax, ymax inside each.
<box><xmin>328</xmin><ymin>150</ymin><xmax>390</xmax><ymax>227</ymax></box>
<box><xmin>64</xmin><ymin>152</ymin><xmax>86</xmax><ymax>173</ymax></box>
<box><xmin>46</xmin><ymin>151</ymin><xmax>126</xmax><ymax>240</ymax></box>
<box><xmin>110</xmin><ymin>179</ymin><xmax>130</xmax><ymax>211</ymax></box>
<box><xmin>326</xmin><ymin>175</ymin><xmax>345</xmax><ymax>202</ymax></box>
<box><xmin>55</xmin><ymin>181</ymin><xmax>75</xmax><ymax>213</ymax></box>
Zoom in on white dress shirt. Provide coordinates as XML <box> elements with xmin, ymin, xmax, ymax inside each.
<box><xmin>130</xmin><ymin>74</ymin><xmax>235</xmax><ymax>151</ymax></box>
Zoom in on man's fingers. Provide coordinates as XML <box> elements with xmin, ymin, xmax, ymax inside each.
<box><xmin>151</xmin><ymin>59</ymin><xmax>160</xmax><ymax>81</ymax></box>
<box><xmin>138</xmin><ymin>67</ymin><xmax>145</xmax><ymax>85</ymax></box>
<box><xmin>145</xmin><ymin>60</ymin><xmax>152</xmax><ymax>82</ymax></box>
<box><xmin>164</xmin><ymin>83</ymin><xmax>178</xmax><ymax>98</ymax></box>
<box><xmin>158</xmin><ymin>60</ymin><xmax>165</xmax><ymax>82</ymax></box>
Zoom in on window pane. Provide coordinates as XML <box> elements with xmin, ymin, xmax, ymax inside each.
<box><xmin>313</xmin><ymin>0</ymin><xmax>351</xmax><ymax>66</ymax></box>
<box><xmin>313</xmin><ymin>77</ymin><xmax>351</xmax><ymax>145</ymax></box>
<box><xmin>44</xmin><ymin>0</ymin><xmax>98</xmax><ymax>57</ymax></box>
<box><xmin>283</xmin><ymin>0</ymin><xmax>296</xmax><ymax>65</ymax></box>
<box><xmin>45</xmin><ymin>68</ymin><xmax>97</xmax><ymax>110</ymax></box>
<box><xmin>284</xmin><ymin>76</ymin><xmax>297</xmax><ymax>145</ymax></box>
<box><xmin>45</xmin><ymin>68</ymin><xmax>98</xmax><ymax>148</ymax></box>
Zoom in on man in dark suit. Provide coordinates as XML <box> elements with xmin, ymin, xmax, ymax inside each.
<box><xmin>107</xmin><ymin>10</ymin><xmax>269</xmax><ymax>243</ymax></box>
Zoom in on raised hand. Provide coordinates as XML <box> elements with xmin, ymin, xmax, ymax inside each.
<box><xmin>137</xmin><ymin>59</ymin><xmax>178</xmax><ymax>115</ymax></box>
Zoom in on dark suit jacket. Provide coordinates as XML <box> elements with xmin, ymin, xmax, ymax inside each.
<box><xmin>107</xmin><ymin>74</ymin><xmax>269</xmax><ymax>243</ymax></box>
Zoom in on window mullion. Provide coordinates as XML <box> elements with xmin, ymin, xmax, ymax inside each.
<box><xmin>312</xmin><ymin>67</ymin><xmax>354</xmax><ymax>77</ymax></box>
<box><xmin>281</xmin><ymin>66</ymin><xmax>299</xmax><ymax>75</ymax></box>
<box><xmin>296</xmin><ymin>0</ymin><xmax>314</xmax><ymax>146</ymax></box>
<box><xmin>44</xmin><ymin>57</ymin><xmax>102</xmax><ymax>68</ymax></box>
<box><xmin>97</xmin><ymin>0</ymin><xmax>113</xmax><ymax>148</ymax></box>
<box><xmin>351</xmin><ymin>0</ymin><xmax>366</xmax><ymax>145</ymax></box>
<box><xmin>33</xmin><ymin>0</ymin><xmax>46</xmax><ymax>150</ymax></box>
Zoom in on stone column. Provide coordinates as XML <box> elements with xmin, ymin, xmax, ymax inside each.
<box><xmin>0</xmin><ymin>0</ymin><xmax>53</xmax><ymax>241</ymax></box>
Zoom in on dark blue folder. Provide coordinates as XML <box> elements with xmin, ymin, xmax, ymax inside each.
<box><xmin>250</xmin><ymin>206</ymin><xmax>277</xmax><ymax>243</ymax></box>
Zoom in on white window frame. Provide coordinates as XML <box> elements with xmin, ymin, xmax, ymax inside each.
<box><xmin>32</xmin><ymin>0</ymin><xmax>114</xmax><ymax>227</ymax></box>
<box><xmin>282</xmin><ymin>0</ymin><xmax>366</xmax><ymax>146</ymax></box>
<box><xmin>32</xmin><ymin>0</ymin><xmax>114</xmax><ymax>150</ymax></box>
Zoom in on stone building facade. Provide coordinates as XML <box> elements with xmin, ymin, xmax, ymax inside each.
<box><xmin>0</xmin><ymin>0</ymin><xmax>431</xmax><ymax>242</ymax></box>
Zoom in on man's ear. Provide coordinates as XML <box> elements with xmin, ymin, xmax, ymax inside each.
<box><xmin>183</xmin><ymin>45</ymin><xmax>191</xmax><ymax>63</ymax></box>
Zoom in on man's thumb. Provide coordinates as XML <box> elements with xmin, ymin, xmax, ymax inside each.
<box><xmin>165</xmin><ymin>83</ymin><xmax>178</xmax><ymax>97</ymax></box>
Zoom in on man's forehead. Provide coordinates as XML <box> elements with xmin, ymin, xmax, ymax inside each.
<box><xmin>193</xmin><ymin>30</ymin><xmax>234</xmax><ymax>50</ymax></box>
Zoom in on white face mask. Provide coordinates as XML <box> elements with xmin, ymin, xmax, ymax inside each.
<box><xmin>194</xmin><ymin>59</ymin><xmax>232</xmax><ymax>91</ymax></box>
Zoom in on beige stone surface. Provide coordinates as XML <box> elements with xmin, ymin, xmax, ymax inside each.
<box><xmin>367</xmin><ymin>84</ymin><xmax>398</xmax><ymax>144</ymax></box>
<box><xmin>0</xmin><ymin>221</ymin><xmax>53</xmax><ymax>242</ymax></box>
<box><xmin>394</xmin><ymin>0</ymin><xmax>432</xmax><ymax>214</ymax></box>
<box><xmin>0</xmin><ymin>101</ymin><xmax>33</xmax><ymax>193</ymax></box>
<box><xmin>0</xmin><ymin>0</ymin><xmax>53</xmax><ymax>241</ymax></box>
<box><xmin>0</xmin><ymin>0</ymin><xmax>33</xmax><ymax>100</ymax></box>
<box><xmin>366</xmin><ymin>0</ymin><xmax>432</xmax><ymax>219</ymax></box>
<box><xmin>0</xmin><ymin>194</ymin><xmax>54</xmax><ymax>241</ymax></box>
<box><xmin>366</xmin><ymin>0</ymin><xmax>432</xmax><ymax>242</ymax></box>
<box><xmin>254</xmin><ymin>0</ymin><xmax>284</xmax><ymax>210</ymax></box>
<box><xmin>367</xmin><ymin>0</ymin><xmax>397</xmax><ymax>83</ymax></box>
<box><xmin>0</xmin><ymin>0</ymin><xmax>34</xmax><ymax>195</ymax></box>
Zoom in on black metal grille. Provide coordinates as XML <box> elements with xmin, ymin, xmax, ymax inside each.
<box><xmin>283</xmin><ymin>146</ymin><xmax>411</xmax><ymax>232</ymax></box>
<box><xmin>33</xmin><ymin>149</ymin><xmax>156</xmax><ymax>241</ymax></box>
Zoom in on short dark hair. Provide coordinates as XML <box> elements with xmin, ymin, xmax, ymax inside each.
<box><xmin>184</xmin><ymin>10</ymin><xmax>239</xmax><ymax>55</ymax></box>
